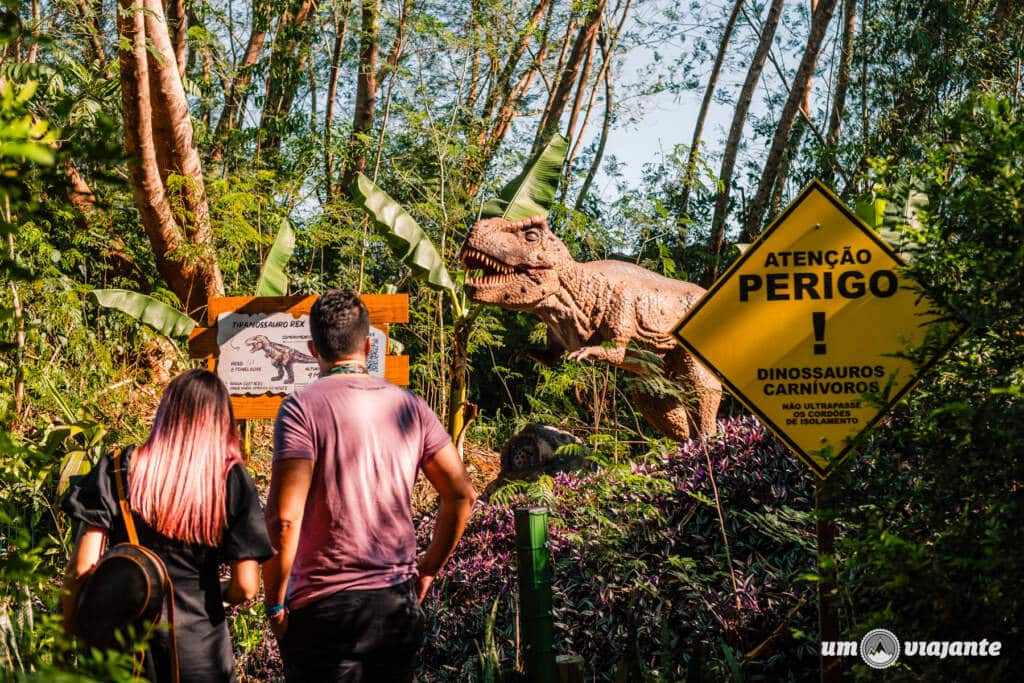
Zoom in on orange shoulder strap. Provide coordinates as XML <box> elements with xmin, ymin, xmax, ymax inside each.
<box><xmin>111</xmin><ymin>449</ymin><xmax>140</xmax><ymax>546</ymax></box>
<box><xmin>111</xmin><ymin>448</ymin><xmax>180</xmax><ymax>683</ymax></box>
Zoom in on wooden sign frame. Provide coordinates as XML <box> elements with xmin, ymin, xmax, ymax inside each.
<box><xmin>188</xmin><ymin>294</ymin><xmax>409</xmax><ymax>419</ymax></box>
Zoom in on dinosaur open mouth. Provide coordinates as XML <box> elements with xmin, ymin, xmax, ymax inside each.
<box><xmin>461</xmin><ymin>247</ymin><xmax>545</xmax><ymax>285</ymax></box>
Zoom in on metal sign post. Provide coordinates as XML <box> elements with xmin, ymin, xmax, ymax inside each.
<box><xmin>515</xmin><ymin>507</ymin><xmax>557</xmax><ymax>683</ymax></box>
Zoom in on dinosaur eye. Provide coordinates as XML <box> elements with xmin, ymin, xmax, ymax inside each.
<box><xmin>524</xmin><ymin>228</ymin><xmax>541</xmax><ymax>242</ymax></box>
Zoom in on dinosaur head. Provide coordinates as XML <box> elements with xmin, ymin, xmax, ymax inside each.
<box><xmin>461</xmin><ymin>215</ymin><xmax>570</xmax><ymax>308</ymax></box>
<box><xmin>246</xmin><ymin>335</ymin><xmax>270</xmax><ymax>352</ymax></box>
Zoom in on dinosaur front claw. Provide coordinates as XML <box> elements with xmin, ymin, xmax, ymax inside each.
<box><xmin>567</xmin><ymin>347</ymin><xmax>597</xmax><ymax>363</ymax></box>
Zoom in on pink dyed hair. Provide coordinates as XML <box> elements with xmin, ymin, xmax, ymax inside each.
<box><xmin>129</xmin><ymin>369</ymin><xmax>243</xmax><ymax>546</ymax></box>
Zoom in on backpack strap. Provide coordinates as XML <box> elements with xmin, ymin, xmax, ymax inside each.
<box><xmin>111</xmin><ymin>449</ymin><xmax>139</xmax><ymax>546</ymax></box>
<box><xmin>111</xmin><ymin>448</ymin><xmax>180</xmax><ymax>683</ymax></box>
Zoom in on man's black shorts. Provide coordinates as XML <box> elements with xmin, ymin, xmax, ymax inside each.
<box><xmin>279</xmin><ymin>580</ymin><xmax>425</xmax><ymax>683</ymax></box>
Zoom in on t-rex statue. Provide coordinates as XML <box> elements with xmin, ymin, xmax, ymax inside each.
<box><xmin>245</xmin><ymin>335</ymin><xmax>318</xmax><ymax>384</ymax></box>
<box><xmin>461</xmin><ymin>215</ymin><xmax>721</xmax><ymax>440</ymax></box>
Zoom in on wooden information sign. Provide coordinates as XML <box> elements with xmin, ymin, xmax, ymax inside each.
<box><xmin>188</xmin><ymin>294</ymin><xmax>410</xmax><ymax>419</ymax></box>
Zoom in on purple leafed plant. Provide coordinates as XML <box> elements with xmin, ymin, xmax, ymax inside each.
<box><xmin>414</xmin><ymin>416</ymin><xmax>820</xmax><ymax>681</ymax></box>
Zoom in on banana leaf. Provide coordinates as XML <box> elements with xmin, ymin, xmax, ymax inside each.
<box><xmin>351</xmin><ymin>173</ymin><xmax>457</xmax><ymax>294</ymax></box>
<box><xmin>481</xmin><ymin>134</ymin><xmax>569</xmax><ymax>220</ymax></box>
<box><xmin>89</xmin><ymin>289</ymin><xmax>196</xmax><ymax>338</ymax></box>
<box><xmin>855</xmin><ymin>182</ymin><xmax>926</xmax><ymax>261</ymax></box>
<box><xmin>255</xmin><ymin>220</ymin><xmax>295</xmax><ymax>296</ymax></box>
<box><xmin>57</xmin><ymin>450</ymin><xmax>91</xmax><ymax>496</ymax></box>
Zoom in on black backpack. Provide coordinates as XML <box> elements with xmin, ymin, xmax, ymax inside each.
<box><xmin>73</xmin><ymin>449</ymin><xmax>180</xmax><ymax>682</ymax></box>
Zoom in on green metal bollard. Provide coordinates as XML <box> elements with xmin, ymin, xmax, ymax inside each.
<box><xmin>515</xmin><ymin>507</ymin><xmax>557</xmax><ymax>683</ymax></box>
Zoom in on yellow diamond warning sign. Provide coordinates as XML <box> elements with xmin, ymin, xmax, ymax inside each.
<box><xmin>674</xmin><ymin>180</ymin><xmax>960</xmax><ymax>478</ymax></box>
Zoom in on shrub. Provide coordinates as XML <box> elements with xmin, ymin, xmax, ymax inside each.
<box><xmin>417</xmin><ymin>416</ymin><xmax>820</xmax><ymax>681</ymax></box>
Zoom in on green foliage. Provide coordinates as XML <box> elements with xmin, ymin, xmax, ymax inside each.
<box><xmin>88</xmin><ymin>289</ymin><xmax>197</xmax><ymax>339</ymax></box>
<box><xmin>0</xmin><ymin>81</ymin><xmax>57</xmax><ymax>169</ymax></box>
<box><xmin>254</xmin><ymin>220</ymin><xmax>296</xmax><ymax>297</ymax></box>
<box><xmin>474</xmin><ymin>597</ymin><xmax>502</xmax><ymax>682</ymax></box>
<box><xmin>424</xmin><ymin>417</ymin><xmax>819</xmax><ymax>681</ymax></box>
<box><xmin>481</xmin><ymin>134</ymin><xmax>569</xmax><ymax>221</ymax></box>
<box><xmin>351</xmin><ymin>173</ymin><xmax>457</xmax><ymax>297</ymax></box>
<box><xmin>828</xmin><ymin>95</ymin><xmax>1024</xmax><ymax>680</ymax></box>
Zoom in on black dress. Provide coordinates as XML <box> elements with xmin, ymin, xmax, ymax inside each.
<box><xmin>62</xmin><ymin>450</ymin><xmax>275</xmax><ymax>682</ymax></box>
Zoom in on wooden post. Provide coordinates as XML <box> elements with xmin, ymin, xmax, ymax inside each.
<box><xmin>556</xmin><ymin>655</ymin><xmax>584</xmax><ymax>683</ymax></box>
<box><xmin>816</xmin><ymin>479</ymin><xmax>840</xmax><ymax>682</ymax></box>
<box><xmin>515</xmin><ymin>507</ymin><xmax>557</xmax><ymax>683</ymax></box>
<box><xmin>239</xmin><ymin>419</ymin><xmax>252</xmax><ymax>461</ymax></box>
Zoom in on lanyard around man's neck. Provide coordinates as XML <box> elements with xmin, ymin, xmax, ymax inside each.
<box><xmin>324</xmin><ymin>362</ymin><xmax>369</xmax><ymax>377</ymax></box>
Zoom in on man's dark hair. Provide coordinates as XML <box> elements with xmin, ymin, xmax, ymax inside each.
<box><xmin>309</xmin><ymin>289</ymin><xmax>370</xmax><ymax>361</ymax></box>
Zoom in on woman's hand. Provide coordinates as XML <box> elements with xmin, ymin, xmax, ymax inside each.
<box><xmin>222</xmin><ymin>560</ymin><xmax>260</xmax><ymax>605</ymax></box>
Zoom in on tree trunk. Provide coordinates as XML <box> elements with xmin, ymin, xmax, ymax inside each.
<box><xmin>565</xmin><ymin>0</ymin><xmax>631</xmax><ymax>173</ymax></box>
<box><xmin>211</xmin><ymin>0</ymin><xmax>271</xmax><ymax>161</ymax></box>
<box><xmin>464</xmin><ymin>0</ymin><xmax>482</xmax><ymax>110</ymax></box>
<box><xmin>339</xmin><ymin>0</ymin><xmax>381</xmax><ymax>196</ymax></box>
<box><xmin>65</xmin><ymin>161</ymin><xmax>97</xmax><ymax>215</ymax></box>
<box><xmin>376</xmin><ymin>0</ymin><xmax>413</xmax><ymax>84</ymax></box>
<box><xmin>802</xmin><ymin>0</ymin><xmax>818</xmax><ymax>117</ymax></box>
<box><xmin>705</xmin><ymin>0</ymin><xmax>784</xmax><ymax>285</ymax></box>
<box><xmin>64</xmin><ymin>161</ymin><xmax>142</xmax><ymax>280</ymax></box>
<box><xmin>769</xmin><ymin>118</ymin><xmax>804</xmax><ymax>216</ymax></box>
<box><xmin>564</xmin><ymin>23</ymin><xmax>598</xmax><ymax>144</ymax></box>
<box><xmin>534</xmin><ymin>0</ymin><xmax>606</xmax><ymax>153</ymax></box>
<box><xmin>118</xmin><ymin>0</ymin><xmax>224</xmax><ymax>318</ymax></box>
<box><xmin>166</xmin><ymin>0</ymin><xmax>187</xmax><ymax>78</ymax></box>
<box><xmin>258</xmin><ymin>0</ymin><xmax>317</xmax><ymax>159</ymax></box>
<box><xmin>26</xmin><ymin>0</ymin><xmax>41</xmax><ymax>63</ymax></box>
<box><xmin>324</xmin><ymin>1</ymin><xmax>353</xmax><ymax>199</ymax></box>
<box><xmin>368</xmin><ymin>0</ymin><xmax>413</xmax><ymax>182</ymax></box>
<box><xmin>678</xmin><ymin>0</ymin><xmax>745</xmax><ymax>217</ymax></box>
<box><xmin>77</xmin><ymin>0</ymin><xmax>108</xmax><ymax>68</ymax></box>
<box><xmin>478</xmin><ymin>0</ymin><xmax>552</xmax><ymax>128</ymax></box>
<box><xmin>828</xmin><ymin>0</ymin><xmax>856</xmax><ymax>145</ymax></box>
<box><xmin>465</xmin><ymin>0</ymin><xmax>554</xmax><ymax>196</ymax></box>
<box><xmin>6</xmin><ymin>231</ymin><xmax>24</xmax><ymax>425</ymax></box>
<box><xmin>742</xmin><ymin>0</ymin><xmax>839</xmax><ymax>241</ymax></box>
<box><xmin>574</xmin><ymin>60</ymin><xmax>613</xmax><ymax>211</ymax></box>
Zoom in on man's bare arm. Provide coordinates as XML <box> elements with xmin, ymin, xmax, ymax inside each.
<box><xmin>417</xmin><ymin>442</ymin><xmax>478</xmax><ymax>602</ymax></box>
<box><xmin>262</xmin><ymin>458</ymin><xmax>314</xmax><ymax>635</ymax></box>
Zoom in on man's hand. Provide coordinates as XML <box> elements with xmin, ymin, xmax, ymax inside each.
<box><xmin>415</xmin><ymin>570</ymin><xmax>435</xmax><ymax>604</ymax></box>
<box><xmin>266</xmin><ymin>609</ymin><xmax>288</xmax><ymax>640</ymax></box>
<box><xmin>417</xmin><ymin>443</ymin><xmax>477</xmax><ymax>604</ymax></box>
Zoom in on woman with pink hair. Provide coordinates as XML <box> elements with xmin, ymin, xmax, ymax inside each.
<box><xmin>62</xmin><ymin>369</ymin><xmax>274</xmax><ymax>682</ymax></box>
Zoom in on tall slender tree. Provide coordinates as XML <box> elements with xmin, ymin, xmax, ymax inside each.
<box><xmin>339</xmin><ymin>0</ymin><xmax>381</xmax><ymax>195</ymax></box>
<box><xmin>678</xmin><ymin>0</ymin><xmax>745</xmax><ymax>217</ymax></box>
<box><xmin>742</xmin><ymin>0</ymin><xmax>839</xmax><ymax>240</ymax></box>
<box><xmin>705</xmin><ymin>0</ymin><xmax>785</xmax><ymax>285</ymax></box>
<box><xmin>533</xmin><ymin>0</ymin><xmax>606</xmax><ymax>152</ymax></box>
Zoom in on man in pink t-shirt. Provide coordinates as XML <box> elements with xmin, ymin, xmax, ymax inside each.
<box><xmin>262</xmin><ymin>289</ymin><xmax>477</xmax><ymax>682</ymax></box>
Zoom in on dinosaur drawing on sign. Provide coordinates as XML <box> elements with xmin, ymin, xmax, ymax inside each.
<box><xmin>245</xmin><ymin>335</ymin><xmax>318</xmax><ymax>384</ymax></box>
<box><xmin>461</xmin><ymin>215</ymin><xmax>721</xmax><ymax>441</ymax></box>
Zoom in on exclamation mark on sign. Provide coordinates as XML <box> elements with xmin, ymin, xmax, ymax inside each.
<box><xmin>812</xmin><ymin>312</ymin><xmax>826</xmax><ymax>355</ymax></box>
